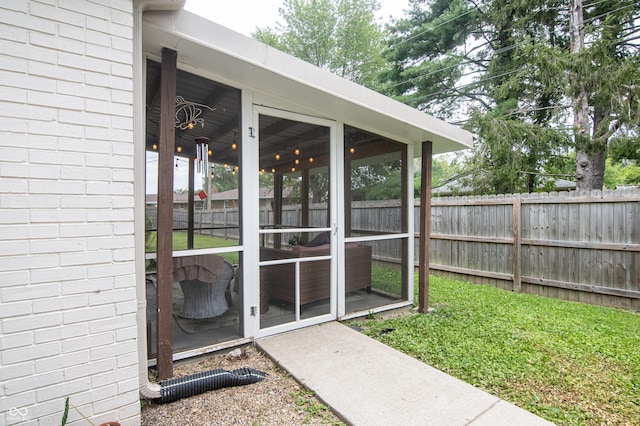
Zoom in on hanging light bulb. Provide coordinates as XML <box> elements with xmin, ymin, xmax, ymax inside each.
<box><xmin>295</xmin><ymin>159</ymin><xmax>300</xmax><ymax>165</ymax></box>
<box><xmin>291</xmin><ymin>167</ymin><xmax>296</xmax><ymax>172</ymax></box>
<box><xmin>275</xmin><ymin>152</ymin><xmax>280</xmax><ymax>160</ymax></box>
<box><xmin>294</xmin><ymin>146</ymin><xmax>300</xmax><ymax>156</ymax></box>
<box><xmin>309</xmin><ymin>157</ymin><xmax>314</xmax><ymax>163</ymax></box>
<box><xmin>176</xmin><ymin>145</ymin><xmax>182</xmax><ymax>153</ymax></box>
<box><xmin>231</xmin><ymin>131</ymin><xmax>237</xmax><ymax>150</ymax></box>
<box><xmin>271</xmin><ymin>168</ymin><xmax>276</xmax><ymax>173</ymax></box>
<box><xmin>152</xmin><ymin>143</ymin><xmax>158</xmax><ymax>150</ymax></box>
<box><xmin>349</xmin><ymin>147</ymin><xmax>355</xmax><ymax>154</ymax></box>
<box><xmin>208</xmin><ymin>149</ymin><xmax>212</xmax><ymax>156</ymax></box>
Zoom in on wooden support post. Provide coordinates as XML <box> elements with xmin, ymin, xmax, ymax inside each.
<box><xmin>401</xmin><ymin>145</ymin><xmax>409</xmax><ymax>300</ymax></box>
<box><xmin>273</xmin><ymin>174</ymin><xmax>283</xmax><ymax>249</ymax></box>
<box><xmin>187</xmin><ymin>157</ymin><xmax>195</xmax><ymax>250</ymax></box>
<box><xmin>513</xmin><ymin>197</ymin><xmax>522</xmax><ymax>292</ymax></box>
<box><xmin>301</xmin><ymin>169</ymin><xmax>309</xmax><ymax>232</ymax></box>
<box><xmin>418</xmin><ymin>141</ymin><xmax>433</xmax><ymax>313</ymax></box>
<box><xmin>344</xmin><ymin>157</ymin><xmax>352</xmax><ymax>237</ymax></box>
<box><xmin>156</xmin><ymin>47</ymin><xmax>177</xmax><ymax>379</ymax></box>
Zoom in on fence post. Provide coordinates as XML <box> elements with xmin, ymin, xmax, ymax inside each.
<box><xmin>513</xmin><ymin>196</ymin><xmax>522</xmax><ymax>292</ymax></box>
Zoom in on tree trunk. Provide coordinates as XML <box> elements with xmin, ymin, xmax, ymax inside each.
<box><xmin>570</xmin><ymin>0</ymin><xmax>603</xmax><ymax>190</ymax></box>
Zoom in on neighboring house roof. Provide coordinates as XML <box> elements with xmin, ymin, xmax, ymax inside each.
<box><xmin>141</xmin><ymin>10</ymin><xmax>473</xmax><ymax>156</ymax></box>
<box><xmin>145</xmin><ymin>193</ymin><xmax>202</xmax><ymax>204</ymax></box>
<box><xmin>145</xmin><ymin>188</ymin><xmax>293</xmax><ymax>203</ymax></box>
<box><xmin>209</xmin><ymin>187</ymin><xmax>293</xmax><ymax>200</ymax></box>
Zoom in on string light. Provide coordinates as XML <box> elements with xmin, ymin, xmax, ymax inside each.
<box><xmin>275</xmin><ymin>152</ymin><xmax>280</xmax><ymax>160</ymax></box>
<box><xmin>152</xmin><ymin>143</ymin><xmax>158</xmax><ymax>150</ymax></box>
<box><xmin>176</xmin><ymin>146</ymin><xmax>182</xmax><ymax>153</ymax></box>
<box><xmin>349</xmin><ymin>147</ymin><xmax>355</xmax><ymax>154</ymax></box>
<box><xmin>309</xmin><ymin>157</ymin><xmax>314</xmax><ymax>163</ymax></box>
<box><xmin>294</xmin><ymin>146</ymin><xmax>300</xmax><ymax>156</ymax></box>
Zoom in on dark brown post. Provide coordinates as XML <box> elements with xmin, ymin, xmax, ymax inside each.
<box><xmin>418</xmin><ymin>141</ymin><xmax>433</xmax><ymax>313</ymax></box>
<box><xmin>344</xmin><ymin>156</ymin><xmax>352</xmax><ymax>238</ymax></box>
<box><xmin>301</xmin><ymin>169</ymin><xmax>309</xmax><ymax>230</ymax></box>
<box><xmin>273</xmin><ymin>173</ymin><xmax>283</xmax><ymax>249</ymax></box>
<box><xmin>401</xmin><ymin>145</ymin><xmax>409</xmax><ymax>300</ymax></box>
<box><xmin>156</xmin><ymin>47</ymin><xmax>177</xmax><ymax>379</ymax></box>
<box><xmin>187</xmin><ymin>158</ymin><xmax>194</xmax><ymax>249</ymax></box>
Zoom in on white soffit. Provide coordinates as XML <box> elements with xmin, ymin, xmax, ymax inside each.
<box><xmin>142</xmin><ymin>9</ymin><xmax>473</xmax><ymax>155</ymax></box>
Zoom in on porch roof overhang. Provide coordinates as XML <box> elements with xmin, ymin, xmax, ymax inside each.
<box><xmin>141</xmin><ymin>9</ymin><xmax>473</xmax><ymax>156</ymax></box>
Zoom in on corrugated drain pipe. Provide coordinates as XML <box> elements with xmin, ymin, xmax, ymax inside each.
<box><xmin>157</xmin><ymin>368</ymin><xmax>267</xmax><ymax>403</ymax></box>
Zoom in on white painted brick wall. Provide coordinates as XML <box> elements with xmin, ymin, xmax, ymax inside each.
<box><xmin>0</xmin><ymin>1</ymin><xmax>139</xmax><ymax>425</ymax></box>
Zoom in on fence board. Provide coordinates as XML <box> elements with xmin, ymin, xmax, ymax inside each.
<box><xmin>146</xmin><ymin>188</ymin><xmax>640</xmax><ymax>310</ymax></box>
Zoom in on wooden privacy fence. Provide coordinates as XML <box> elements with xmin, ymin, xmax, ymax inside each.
<box><xmin>145</xmin><ymin>188</ymin><xmax>640</xmax><ymax>310</ymax></box>
<box><xmin>428</xmin><ymin>189</ymin><xmax>640</xmax><ymax>310</ymax></box>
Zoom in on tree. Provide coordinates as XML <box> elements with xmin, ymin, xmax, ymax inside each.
<box><xmin>384</xmin><ymin>0</ymin><xmax>640</xmax><ymax>193</ymax></box>
<box><xmin>253</xmin><ymin>0</ymin><xmax>388</xmax><ymax>89</ymax></box>
<box><xmin>568</xmin><ymin>0</ymin><xmax>640</xmax><ymax>189</ymax></box>
<box><xmin>254</xmin><ymin>0</ymin><xmax>392</xmax><ymax>202</ymax></box>
<box><xmin>209</xmin><ymin>164</ymin><xmax>238</xmax><ymax>193</ymax></box>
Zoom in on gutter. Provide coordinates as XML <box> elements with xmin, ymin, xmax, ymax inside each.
<box><xmin>133</xmin><ymin>0</ymin><xmax>185</xmax><ymax>400</ymax></box>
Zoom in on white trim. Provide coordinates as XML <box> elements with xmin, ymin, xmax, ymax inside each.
<box><xmin>406</xmin><ymin>143</ymin><xmax>416</xmax><ymax>305</ymax></box>
<box><xmin>259</xmin><ymin>227</ymin><xmax>332</xmax><ymax>235</ymax></box>
<box><xmin>241</xmin><ymin>89</ymin><xmax>259</xmax><ymax>338</ymax></box>
<box><xmin>346</xmin><ymin>233</ymin><xmax>411</xmax><ymax>243</ymax></box>
<box><xmin>335</xmin><ymin>122</ymin><xmax>346</xmax><ymax>318</ymax></box>
<box><xmin>339</xmin><ymin>300</ymin><xmax>413</xmax><ymax>321</ymax></box>
<box><xmin>134</xmin><ymin>4</ymin><xmax>161</xmax><ymax>400</ymax></box>
<box><xmin>141</xmin><ymin>10</ymin><xmax>473</xmax><ymax>153</ymax></box>
<box><xmin>253</xmin><ymin>106</ymin><xmax>339</xmax><ymax>337</ymax></box>
<box><xmin>147</xmin><ymin>337</ymin><xmax>253</xmax><ymax>366</ymax></box>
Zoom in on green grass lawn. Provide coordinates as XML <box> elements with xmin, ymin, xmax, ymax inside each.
<box><xmin>352</xmin><ymin>275</ymin><xmax>640</xmax><ymax>425</ymax></box>
<box><xmin>145</xmin><ymin>231</ymin><xmax>239</xmax><ymax>265</ymax></box>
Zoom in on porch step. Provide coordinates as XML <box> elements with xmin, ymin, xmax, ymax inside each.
<box><xmin>257</xmin><ymin>322</ymin><xmax>553</xmax><ymax>426</ymax></box>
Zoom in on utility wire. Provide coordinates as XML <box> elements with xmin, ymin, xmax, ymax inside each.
<box><xmin>380</xmin><ymin>0</ymin><xmax>638</xmax><ymax>93</ymax></box>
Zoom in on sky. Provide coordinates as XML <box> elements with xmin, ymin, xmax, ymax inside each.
<box><xmin>148</xmin><ymin>0</ymin><xmax>411</xmax><ymax>193</ymax></box>
<box><xmin>183</xmin><ymin>0</ymin><xmax>410</xmax><ymax>36</ymax></box>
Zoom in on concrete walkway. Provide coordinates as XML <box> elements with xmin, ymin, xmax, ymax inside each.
<box><xmin>257</xmin><ymin>322</ymin><xmax>554</xmax><ymax>426</ymax></box>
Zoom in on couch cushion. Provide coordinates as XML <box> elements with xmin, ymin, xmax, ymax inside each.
<box><xmin>292</xmin><ymin>243</ymin><xmax>330</xmax><ymax>252</ymax></box>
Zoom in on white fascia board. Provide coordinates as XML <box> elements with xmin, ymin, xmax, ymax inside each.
<box><xmin>142</xmin><ymin>9</ymin><xmax>473</xmax><ymax>154</ymax></box>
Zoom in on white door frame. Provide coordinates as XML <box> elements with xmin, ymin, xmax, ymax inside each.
<box><xmin>249</xmin><ymin>106</ymin><xmax>341</xmax><ymax>339</ymax></box>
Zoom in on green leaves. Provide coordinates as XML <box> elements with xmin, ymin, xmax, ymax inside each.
<box><xmin>253</xmin><ymin>0</ymin><xmax>387</xmax><ymax>89</ymax></box>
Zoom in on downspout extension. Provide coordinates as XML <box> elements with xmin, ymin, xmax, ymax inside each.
<box><xmin>157</xmin><ymin>368</ymin><xmax>266</xmax><ymax>403</ymax></box>
<box><xmin>133</xmin><ymin>0</ymin><xmax>185</xmax><ymax>400</ymax></box>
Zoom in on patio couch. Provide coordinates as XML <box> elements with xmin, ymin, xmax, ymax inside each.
<box><xmin>260</xmin><ymin>244</ymin><xmax>372</xmax><ymax>306</ymax></box>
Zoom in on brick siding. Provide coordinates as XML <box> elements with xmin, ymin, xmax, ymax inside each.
<box><xmin>0</xmin><ymin>1</ymin><xmax>139</xmax><ymax>424</ymax></box>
